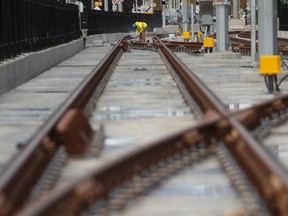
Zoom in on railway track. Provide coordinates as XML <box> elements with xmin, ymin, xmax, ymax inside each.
<box><xmin>1</xmin><ymin>35</ymin><xmax>288</xmax><ymax>216</ymax></box>
<box><xmin>229</xmin><ymin>31</ymin><xmax>288</xmax><ymax>57</ymax></box>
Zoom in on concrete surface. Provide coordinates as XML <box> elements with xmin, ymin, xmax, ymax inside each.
<box><xmin>204</xmin><ymin>52</ymin><xmax>241</xmax><ymax>59</ymax></box>
<box><xmin>0</xmin><ymin>38</ymin><xmax>85</xmax><ymax>96</ymax></box>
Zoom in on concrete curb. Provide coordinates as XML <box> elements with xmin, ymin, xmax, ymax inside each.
<box><xmin>0</xmin><ymin>38</ymin><xmax>85</xmax><ymax>96</ymax></box>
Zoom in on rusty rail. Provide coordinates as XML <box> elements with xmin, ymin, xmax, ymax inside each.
<box><xmin>15</xmin><ymin>119</ymin><xmax>221</xmax><ymax>216</ymax></box>
<box><xmin>12</xmin><ymin>36</ymin><xmax>288</xmax><ymax>216</ymax></box>
<box><xmin>156</xmin><ymin>36</ymin><xmax>288</xmax><ymax>215</ymax></box>
<box><xmin>129</xmin><ymin>40</ymin><xmax>203</xmax><ymax>53</ymax></box>
<box><xmin>164</xmin><ymin>42</ymin><xmax>203</xmax><ymax>52</ymax></box>
<box><xmin>229</xmin><ymin>32</ymin><xmax>288</xmax><ymax>56</ymax></box>
<box><xmin>0</xmin><ymin>34</ymin><xmax>288</xmax><ymax>216</ymax></box>
<box><xmin>0</xmin><ymin>36</ymin><xmax>131</xmax><ymax>216</ymax></box>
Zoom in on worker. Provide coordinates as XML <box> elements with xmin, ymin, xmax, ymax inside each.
<box><xmin>197</xmin><ymin>31</ymin><xmax>203</xmax><ymax>42</ymax></box>
<box><xmin>132</xmin><ymin>21</ymin><xmax>148</xmax><ymax>42</ymax></box>
<box><xmin>177</xmin><ymin>15</ymin><xmax>182</xmax><ymax>35</ymax></box>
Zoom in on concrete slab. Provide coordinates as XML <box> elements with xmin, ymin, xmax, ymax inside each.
<box><xmin>174</xmin><ymin>52</ymin><xmax>287</xmax><ymax>110</ymax></box>
<box><xmin>110</xmin><ymin>156</ymin><xmax>243</xmax><ymax>216</ymax></box>
<box><xmin>0</xmin><ymin>45</ymin><xmax>113</xmax><ymax>170</ymax></box>
<box><xmin>204</xmin><ymin>52</ymin><xmax>241</xmax><ymax>59</ymax></box>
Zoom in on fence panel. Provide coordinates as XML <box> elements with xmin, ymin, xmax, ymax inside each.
<box><xmin>0</xmin><ymin>0</ymin><xmax>81</xmax><ymax>62</ymax></box>
<box><xmin>0</xmin><ymin>1</ymin><xmax>162</xmax><ymax>63</ymax></box>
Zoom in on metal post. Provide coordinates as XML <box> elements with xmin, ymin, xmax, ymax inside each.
<box><xmin>258</xmin><ymin>0</ymin><xmax>277</xmax><ymax>56</ymax></box>
<box><xmin>162</xmin><ymin>5</ymin><xmax>166</xmax><ymax>27</ymax></box>
<box><xmin>168</xmin><ymin>0</ymin><xmax>172</xmax><ymax>15</ymax></box>
<box><xmin>232</xmin><ymin>0</ymin><xmax>239</xmax><ymax>18</ymax></box>
<box><xmin>182</xmin><ymin>0</ymin><xmax>188</xmax><ymax>32</ymax></box>
<box><xmin>112</xmin><ymin>3</ymin><xmax>117</xmax><ymax>11</ymax></box>
<box><xmin>258</xmin><ymin>0</ymin><xmax>278</xmax><ymax>92</ymax></box>
<box><xmin>250</xmin><ymin>0</ymin><xmax>256</xmax><ymax>65</ymax></box>
<box><xmin>246</xmin><ymin>0</ymin><xmax>251</xmax><ymax>25</ymax></box>
<box><xmin>191</xmin><ymin>4</ymin><xmax>195</xmax><ymax>41</ymax></box>
<box><xmin>119</xmin><ymin>2</ymin><xmax>123</xmax><ymax>12</ymax></box>
<box><xmin>104</xmin><ymin>0</ymin><xmax>108</xmax><ymax>11</ymax></box>
<box><xmin>215</xmin><ymin>0</ymin><xmax>229</xmax><ymax>51</ymax></box>
<box><xmin>176</xmin><ymin>0</ymin><xmax>180</xmax><ymax>11</ymax></box>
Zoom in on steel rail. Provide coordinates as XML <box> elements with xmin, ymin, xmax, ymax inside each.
<box><xmin>9</xmin><ymin>36</ymin><xmax>288</xmax><ymax>215</ymax></box>
<box><xmin>229</xmin><ymin>33</ymin><xmax>288</xmax><ymax>56</ymax></box>
<box><xmin>0</xmin><ymin>36</ymin><xmax>130</xmax><ymax>216</ymax></box>
<box><xmin>16</xmin><ymin>119</ymin><xmax>221</xmax><ymax>216</ymax></box>
<box><xmin>12</xmin><ymin>36</ymin><xmax>231</xmax><ymax>216</ymax></box>
<box><xmin>234</xmin><ymin>94</ymin><xmax>288</xmax><ymax>131</ymax></box>
<box><xmin>162</xmin><ymin>40</ymin><xmax>203</xmax><ymax>47</ymax></box>
<box><xmin>130</xmin><ymin>41</ymin><xmax>203</xmax><ymax>53</ymax></box>
<box><xmin>15</xmin><ymin>99</ymin><xmax>288</xmax><ymax>216</ymax></box>
<box><xmin>155</xmin><ymin>36</ymin><xmax>288</xmax><ymax>215</ymax></box>
<box><xmin>154</xmin><ymin>36</ymin><xmax>228</xmax><ymax>116</ymax></box>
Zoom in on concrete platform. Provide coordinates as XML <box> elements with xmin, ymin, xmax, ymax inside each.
<box><xmin>204</xmin><ymin>52</ymin><xmax>241</xmax><ymax>59</ymax></box>
<box><xmin>174</xmin><ymin>52</ymin><xmax>288</xmax><ymax>111</ymax></box>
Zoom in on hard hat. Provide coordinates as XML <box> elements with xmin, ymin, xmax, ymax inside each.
<box><xmin>132</xmin><ymin>23</ymin><xmax>137</xmax><ymax>29</ymax></box>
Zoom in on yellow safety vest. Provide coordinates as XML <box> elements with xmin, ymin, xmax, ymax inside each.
<box><xmin>136</xmin><ymin>22</ymin><xmax>147</xmax><ymax>35</ymax></box>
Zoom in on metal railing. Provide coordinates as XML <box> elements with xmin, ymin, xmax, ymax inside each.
<box><xmin>0</xmin><ymin>0</ymin><xmax>81</xmax><ymax>62</ymax></box>
<box><xmin>0</xmin><ymin>0</ymin><xmax>162</xmax><ymax>63</ymax></box>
